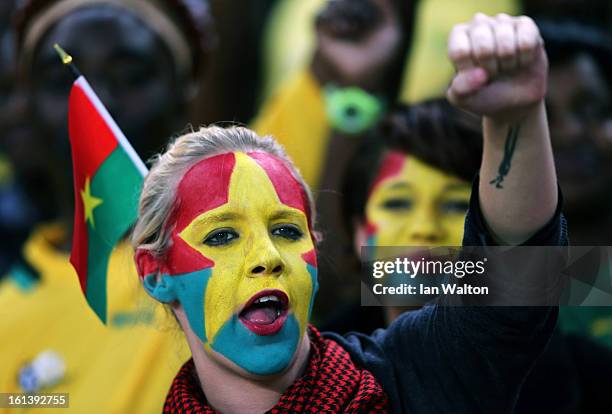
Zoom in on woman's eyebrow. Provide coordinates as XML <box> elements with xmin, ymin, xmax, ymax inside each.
<box><xmin>443</xmin><ymin>183</ymin><xmax>471</xmax><ymax>192</ymax></box>
<box><xmin>197</xmin><ymin>212</ymin><xmax>240</xmax><ymax>224</ymax></box>
<box><xmin>388</xmin><ymin>182</ymin><xmax>412</xmax><ymax>190</ymax></box>
<box><xmin>269</xmin><ymin>209</ymin><xmax>305</xmax><ymax>221</ymax></box>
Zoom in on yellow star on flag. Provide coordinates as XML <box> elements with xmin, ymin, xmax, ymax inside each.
<box><xmin>81</xmin><ymin>177</ymin><xmax>103</xmax><ymax>228</ymax></box>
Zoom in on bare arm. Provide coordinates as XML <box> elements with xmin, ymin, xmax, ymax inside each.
<box><xmin>480</xmin><ymin>103</ymin><xmax>557</xmax><ymax>244</ymax></box>
<box><xmin>447</xmin><ymin>13</ymin><xmax>557</xmax><ymax>245</ymax></box>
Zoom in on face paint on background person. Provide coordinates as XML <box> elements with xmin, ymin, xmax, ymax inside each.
<box><xmin>141</xmin><ymin>152</ymin><xmax>318</xmax><ymax>376</ymax></box>
<box><xmin>365</xmin><ymin>151</ymin><xmax>471</xmax><ymax>250</ymax></box>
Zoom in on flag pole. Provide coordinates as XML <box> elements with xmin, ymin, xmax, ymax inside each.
<box><xmin>53</xmin><ymin>43</ymin><xmax>82</xmax><ymax>79</ymax></box>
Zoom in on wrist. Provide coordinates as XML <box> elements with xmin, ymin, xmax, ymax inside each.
<box><xmin>483</xmin><ymin>99</ymin><xmax>545</xmax><ymax>130</ymax></box>
<box><xmin>483</xmin><ymin>100</ymin><xmax>546</xmax><ymax>148</ymax></box>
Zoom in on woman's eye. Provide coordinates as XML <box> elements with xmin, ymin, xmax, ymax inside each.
<box><xmin>381</xmin><ymin>198</ymin><xmax>413</xmax><ymax>211</ymax></box>
<box><xmin>203</xmin><ymin>229</ymin><xmax>239</xmax><ymax>246</ymax></box>
<box><xmin>441</xmin><ymin>200</ymin><xmax>469</xmax><ymax>214</ymax></box>
<box><xmin>271</xmin><ymin>225</ymin><xmax>303</xmax><ymax>241</ymax></box>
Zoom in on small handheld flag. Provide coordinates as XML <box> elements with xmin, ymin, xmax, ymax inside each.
<box><xmin>55</xmin><ymin>44</ymin><xmax>148</xmax><ymax>323</ymax></box>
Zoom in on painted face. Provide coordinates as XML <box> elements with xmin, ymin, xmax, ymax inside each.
<box><xmin>364</xmin><ymin>151</ymin><xmax>470</xmax><ymax>248</ymax></box>
<box><xmin>141</xmin><ymin>152</ymin><xmax>318</xmax><ymax>375</ymax></box>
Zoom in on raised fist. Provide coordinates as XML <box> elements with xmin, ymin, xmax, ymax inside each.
<box><xmin>447</xmin><ymin>13</ymin><xmax>548</xmax><ymax>123</ymax></box>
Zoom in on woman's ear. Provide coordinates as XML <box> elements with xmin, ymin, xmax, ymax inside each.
<box><xmin>353</xmin><ymin>218</ymin><xmax>368</xmax><ymax>259</ymax></box>
<box><xmin>135</xmin><ymin>249</ymin><xmax>177</xmax><ymax>303</ymax></box>
<box><xmin>135</xmin><ymin>248</ymin><xmax>160</xmax><ymax>280</ymax></box>
<box><xmin>142</xmin><ymin>274</ymin><xmax>177</xmax><ymax>304</ymax></box>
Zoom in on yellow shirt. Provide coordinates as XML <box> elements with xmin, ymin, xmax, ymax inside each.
<box><xmin>0</xmin><ymin>224</ymin><xmax>189</xmax><ymax>414</ymax></box>
<box><xmin>253</xmin><ymin>70</ymin><xmax>329</xmax><ymax>189</ymax></box>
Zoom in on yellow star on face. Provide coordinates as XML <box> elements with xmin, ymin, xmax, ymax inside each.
<box><xmin>81</xmin><ymin>177</ymin><xmax>103</xmax><ymax>228</ymax></box>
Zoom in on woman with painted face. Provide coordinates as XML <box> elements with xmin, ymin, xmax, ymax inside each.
<box><xmin>322</xmin><ymin>98</ymin><xmax>482</xmax><ymax>332</ymax></box>
<box><xmin>132</xmin><ymin>13</ymin><xmax>565</xmax><ymax>413</ymax></box>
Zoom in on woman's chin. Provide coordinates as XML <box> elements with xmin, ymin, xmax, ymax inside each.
<box><xmin>201</xmin><ymin>332</ymin><xmax>309</xmax><ymax>380</ymax></box>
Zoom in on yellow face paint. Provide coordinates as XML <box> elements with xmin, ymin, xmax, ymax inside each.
<box><xmin>176</xmin><ymin>152</ymin><xmax>317</xmax><ymax>375</ymax></box>
<box><xmin>366</xmin><ymin>152</ymin><xmax>470</xmax><ymax>247</ymax></box>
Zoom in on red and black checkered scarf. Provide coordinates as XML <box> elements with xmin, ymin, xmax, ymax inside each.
<box><xmin>163</xmin><ymin>326</ymin><xmax>388</xmax><ymax>413</ymax></box>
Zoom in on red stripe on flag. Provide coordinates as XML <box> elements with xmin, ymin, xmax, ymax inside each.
<box><xmin>68</xmin><ymin>80</ymin><xmax>119</xmax><ymax>293</ymax></box>
<box><xmin>69</xmin><ymin>81</ymin><xmax>119</xmax><ymax>174</ymax></box>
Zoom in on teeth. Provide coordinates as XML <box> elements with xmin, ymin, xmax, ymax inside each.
<box><xmin>254</xmin><ymin>295</ymin><xmax>280</xmax><ymax>304</ymax></box>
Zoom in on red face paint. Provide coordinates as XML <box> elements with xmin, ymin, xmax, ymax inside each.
<box><xmin>159</xmin><ymin>152</ymin><xmax>313</xmax><ymax>275</ymax></box>
<box><xmin>369</xmin><ymin>150</ymin><xmax>407</xmax><ymax>196</ymax></box>
<box><xmin>173</xmin><ymin>152</ymin><xmax>236</xmax><ymax>232</ymax></box>
<box><xmin>248</xmin><ymin>152</ymin><xmax>312</xmax><ymax>229</ymax></box>
<box><xmin>162</xmin><ymin>153</ymin><xmax>236</xmax><ymax>274</ymax></box>
<box><xmin>301</xmin><ymin>249</ymin><xmax>318</xmax><ymax>268</ymax></box>
<box><xmin>365</xmin><ymin>150</ymin><xmax>408</xmax><ymax>236</ymax></box>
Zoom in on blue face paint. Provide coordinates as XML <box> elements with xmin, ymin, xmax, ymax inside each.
<box><xmin>211</xmin><ymin>314</ymin><xmax>301</xmax><ymax>375</ymax></box>
<box><xmin>143</xmin><ymin>269</ymin><xmax>212</xmax><ymax>343</ymax></box>
<box><xmin>145</xmin><ymin>264</ymin><xmax>316</xmax><ymax>375</ymax></box>
<box><xmin>367</xmin><ymin>235</ymin><xmax>377</xmax><ymax>248</ymax></box>
<box><xmin>165</xmin><ymin>269</ymin><xmax>212</xmax><ymax>342</ymax></box>
<box><xmin>206</xmin><ymin>265</ymin><xmax>317</xmax><ymax>375</ymax></box>
<box><xmin>210</xmin><ymin>266</ymin><xmax>317</xmax><ymax>376</ymax></box>
<box><xmin>365</xmin><ymin>235</ymin><xmax>378</xmax><ymax>263</ymax></box>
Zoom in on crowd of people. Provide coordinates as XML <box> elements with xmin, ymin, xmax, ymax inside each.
<box><xmin>1</xmin><ymin>0</ymin><xmax>612</xmax><ymax>413</ymax></box>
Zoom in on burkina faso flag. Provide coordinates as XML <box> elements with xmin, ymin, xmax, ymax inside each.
<box><xmin>68</xmin><ymin>76</ymin><xmax>147</xmax><ymax>323</ymax></box>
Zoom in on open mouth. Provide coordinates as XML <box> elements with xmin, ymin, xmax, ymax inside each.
<box><xmin>239</xmin><ymin>289</ymin><xmax>289</xmax><ymax>336</ymax></box>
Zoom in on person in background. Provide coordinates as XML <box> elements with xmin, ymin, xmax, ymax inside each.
<box><xmin>527</xmin><ymin>20</ymin><xmax>612</xmax><ymax>412</ymax></box>
<box><xmin>0</xmin><ymin>1</ymin><xmax>213</xmax><ymax>412</ymax></box>
<box><xmin>521</xmin><ymin>26</ymin><xmax>612</xmax><ymax>394</ymax></box>
<box><xmin>255</xmin><ymin>0</ymin><xmax>415</xmax><ymax>189</ymax></box>
<box><xmin>323</xmin><ymin>98</ymin><xmax>482</xmax><ymax>332</ymax></box>
<box><xmin>534</xmin><ymin>19</ymin><xmax>612</xmax><ymax>350</ymax></box>
<box><xmin>254</xmin><ymin>0</ymin><xmax>518</xmax><ymax>190</ymax></box>
<box><xmin>538</xmin><ymin>20</ymin><xmax>612</xmax><ymax>246</ymax></box>
<box><xmin>0</xmin><ymin>0</ymin><xmax>44</xmax><ymax>276</ymax></box>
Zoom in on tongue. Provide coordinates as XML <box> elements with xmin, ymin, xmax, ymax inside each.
<box><xmin>242</xmin><ymin>306</ymin><xmax>278</xmax><ymax>325</ymax></box>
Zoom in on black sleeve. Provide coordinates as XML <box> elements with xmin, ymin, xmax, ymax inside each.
<box><xmin>327</xmin><ymin>177</ymin><xmax>567</xmax><ymax>414</ymax></box>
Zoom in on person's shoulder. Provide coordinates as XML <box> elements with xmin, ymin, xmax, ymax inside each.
<box><xmin>321</xmin><ymin>307</ymin><xmax>436</xmax><ymax>364</ymax></box>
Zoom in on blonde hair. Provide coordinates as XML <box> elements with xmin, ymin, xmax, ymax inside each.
<box><xmin>131</xmin><ymin>125</ymin><xmax>317</xmax><ymax>258</ymax></box>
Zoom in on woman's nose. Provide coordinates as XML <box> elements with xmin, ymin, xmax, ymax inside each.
<box><xmin>250</xmin><ymin>261</ymin><xmax>284</xmax><ymax>276</ymax></box>
<box><xmin>406</xmin><ymin>209</ymin><xmax>444</xmax><ymax>244</ymax></box>
<box><xmin>247</xmin><ymin>235</ymin><xmax>286</xmax><ymax>277</ymax></box>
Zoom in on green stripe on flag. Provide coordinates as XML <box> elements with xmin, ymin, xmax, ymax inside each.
<box><xmin>85</xmin><ymin>233</ymin><xmax>113</xmax><ymax>323</ymax></box>
<box><xmin>85</xmin><ymin>147</ymin><xmax>144</xmax><ymax>322</ymax></box>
